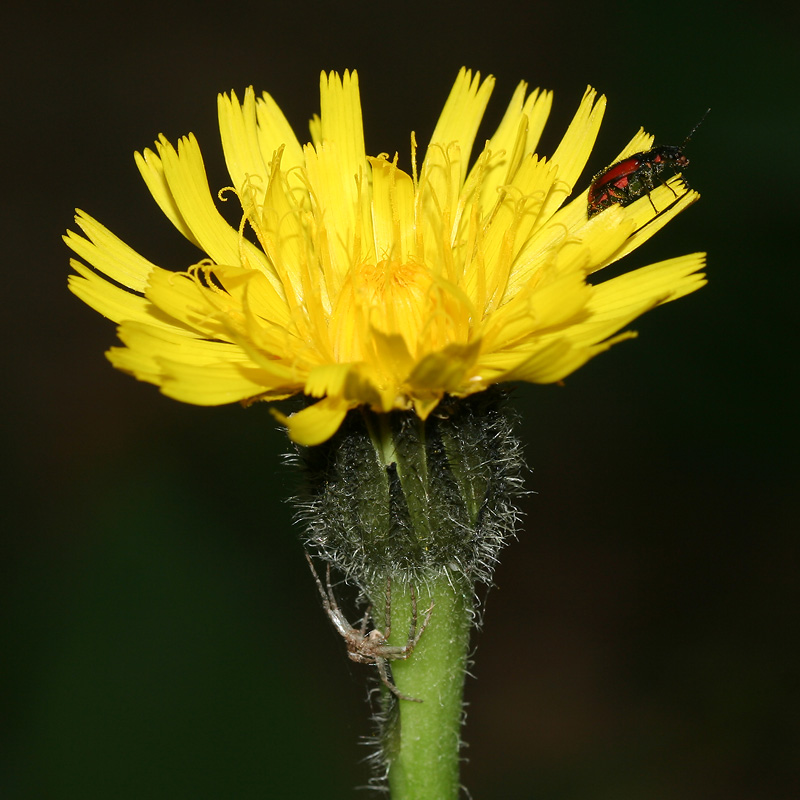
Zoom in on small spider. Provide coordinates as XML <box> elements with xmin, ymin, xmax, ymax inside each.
<box><xmin>305</xmin><ymin>553</ymin><xmax>434</xmax><ymax>702</ymax></box>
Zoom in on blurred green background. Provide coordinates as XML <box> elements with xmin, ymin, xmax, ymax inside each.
<box><xmin>3</xmin><ymin>0</ymin><xmax>797</xmax><ymax>797</ymax></box>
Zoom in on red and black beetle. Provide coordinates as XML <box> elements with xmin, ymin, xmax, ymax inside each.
<box><xmin>587</xmin><ymin>110</ymin><xmax>709</xmax><ymax>218</ymax></box>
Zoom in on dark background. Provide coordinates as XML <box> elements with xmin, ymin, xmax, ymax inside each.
<box><xmin>3</xmin><ymin>1</ymin><xmax>797</xmax><ymax>797</ymax></box>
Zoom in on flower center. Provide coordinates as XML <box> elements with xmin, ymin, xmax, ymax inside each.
<box><xmin>332</xmin><ymin>258</ymin><xmax>433</xmax><ymax>362</ymax></box>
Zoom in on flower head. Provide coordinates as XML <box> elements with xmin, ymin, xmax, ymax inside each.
<box><xmin>67</xmin><ymin>69</ymin><xmax>705</xmax><ymax>445</ymax></box>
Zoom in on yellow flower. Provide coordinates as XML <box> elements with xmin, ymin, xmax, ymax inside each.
<box><xmin>67</xmin><ymin>69</ymin><xmax>705</xmax><ymax>446</ymax></box>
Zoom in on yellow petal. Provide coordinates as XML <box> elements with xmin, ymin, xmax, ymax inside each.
<box><xmin>218</xmin><ymin>88</ymin><xmax>271</xmax><ymax>208</ymax></box>
<box><xmin>64</xmin><ymin>210</ymin><xmax>157</xmax><ymax>292</ymax></box>
<box><xmin>255</xmin><ymin>90</ymin><xmax>305</xmax><ymax>174</ymax></box>
<box><xmin>407</xmin><ymin>341</ymin><xmax>481</xmax><ymax>392</ymax></box>
<box><xmin>134</xmin><ymin>139</ymin><xmax>202</xmax><ymax>248</ymax></box>
<box><xmin>419</xmin><ymin>69</ymin><xmax>495</xmax><ymax>243</ymax></box>
<box><xmin>425</xmin><ymin>68</ymin><xmax>495</xmax><ymax>190</ymax></box>
<box><xmin>538</xmin><ymin>87</ymin><xmax>605</xmax><ymax>220</ymax></box>
<box><xmin>69</xmin><ymin>262</ymin><xmax>151</xmax><ymax>324</ymax></box>
<box><xmin>598</xmin><ymin>182</ymin><xmax>700</xmax><ymax>268</ymax></box>
<box><xmin>588</xmin><ymin>253</ymin><xmax>707</xmax><ymax>316</ymax></box>
<box><xmin>138</xmin><ymin>134</ymin><xmax>270</xmax><ymax>274</ymax></box>
<box><xmin>157</xmin><ymin>357</ymin><xmax>275</xmax><ymax>405</ymax></box>
<box><xmin>492</xmin><ymin>339</ymin><xmax>596</xmax><ymax>383</ymax></box>
<box><xmin>272</xmin><ymin>397</ymin><xmax>352</xmax><ymax>445</ymax></box>
<box><xmin>109</xmin><ymin>321</ymin><xmax>253</xmax><ymax>386</ymax></box>
<box><xmin>318</xmin><ymin>70</ymin><xmax>367</xmax><ymax>196</ymax></box>
<box><xmin>368</xmin><ymin>154</ymin><xmax>415</xmax><ymax>264</ymax></box>
<box><xmin>471</xmin><ymin>81</ymin><xmax>553</xmax><ymax>219</ymax></box>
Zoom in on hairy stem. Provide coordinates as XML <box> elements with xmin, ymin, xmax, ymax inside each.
<box><xmin>370</xmin><ymin>572</ymin><xmax>473</xmax><ymax>800</ymax></box>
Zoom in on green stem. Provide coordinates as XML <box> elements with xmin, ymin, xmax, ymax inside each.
<box><xmin>370</xmin><ymin>572</ymin><xmax>473</xmax><ymax>800</ymax></box>
<box><xmin>297</xmin><ymin>394</ymin><xmax>522</xmax><ymax>796</ymax></box>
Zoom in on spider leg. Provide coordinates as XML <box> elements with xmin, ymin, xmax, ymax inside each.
<box><xmin>383</xmin><ymin>576</ymin><xmax>392</xmax><ymax>641</ymax></box>
<box><xmin>305</xmin><ymin>553</ymin><xmax>353</xmax><ymax>640</ymax></box>
<box><xmin>305</xmin><ymin>552</ymin><xmax>331</xmax><ymax>613</ymax></box>
<box><xmin>408</xmin><ymin>598</ymin><xmax>435</xmax><ymax>650</ymax></box>
<box><xmin>324</xmin><ymin>564</ymin><xmax>342</xmax><ymax>614</ymax></box>
<box><xmin>375</xmin><ymin>656</ymin><xmax>422</xmax><ymax>703</ymax></box>
<box><xmin>408</xmin><ymin>584</ymin><xmax>418</xmax><ymax>640</ymax></box>
<box><xmin>358</xmin><ymin>605</ymin><xmax>372</xmax><ymax>636</ymax></box>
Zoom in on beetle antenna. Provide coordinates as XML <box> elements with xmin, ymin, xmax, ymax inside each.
<box><xmin>682</xmin><ymin>108</ymin><xmax>711</xmax><ymax>148</ymax></box>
